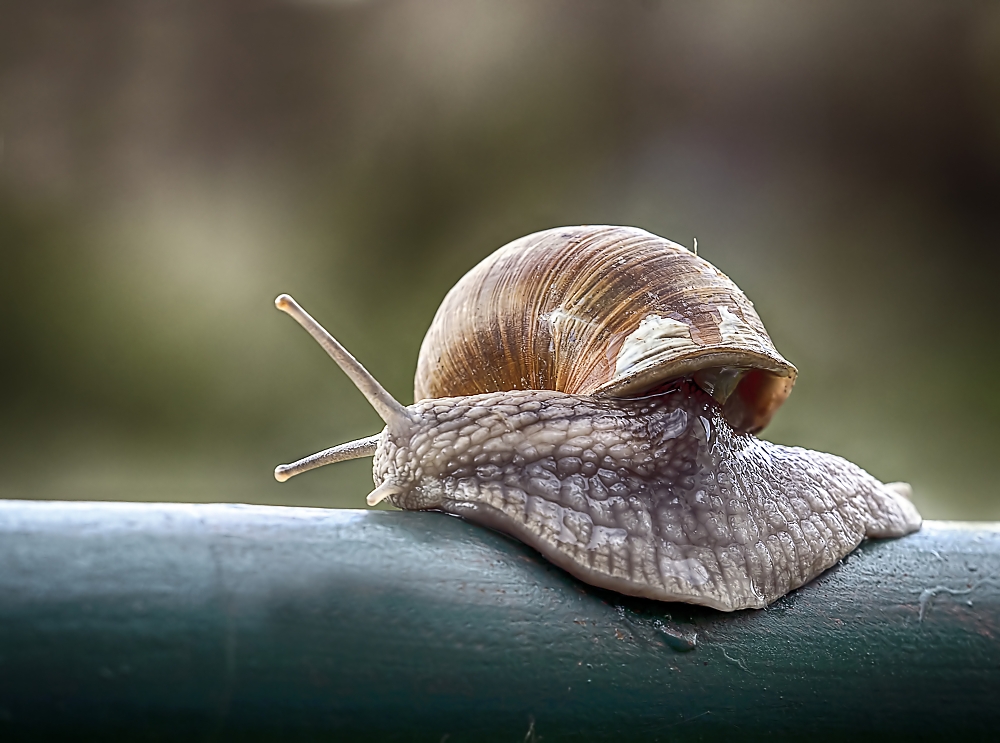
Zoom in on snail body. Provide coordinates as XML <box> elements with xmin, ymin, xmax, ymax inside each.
<box><xmin>274</xmin><ymin>226</ymin><xmax>921</xmax><ymax>612</ymax></box>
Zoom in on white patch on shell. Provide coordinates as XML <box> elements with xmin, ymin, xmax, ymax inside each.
<box><xmin>613</xmin><ymin>308</ymin><xmax>774</xmax><ymax>385</ymax></box>
<box><xmin>542</xmin><ymin>307</ymin><xmax>599</xmax><ymax>355</ymax></box>
<box><xmin>614</xmin><ymin>315</ymin><xmax>698</xmax><ymax>379</ymax></box>
<box><xmin>716</xmin><ymin>306</ymin><xmax>763</xmax><ymax>350</ymax></box>
<box><xmin>543</xmin><ymin>307</ymin><xmax>596</xmax><ymax>330</ymax></box>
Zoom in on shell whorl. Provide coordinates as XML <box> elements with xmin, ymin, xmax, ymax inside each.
<box><xmin>415</xmin><ymin>225</ymin><xmax>797</xmax><ymax>433</ymax></box>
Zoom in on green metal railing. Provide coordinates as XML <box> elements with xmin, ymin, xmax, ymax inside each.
<box><xmin>1</xmin><ymin>499</ymin><xmax>997</xmax><ymax>741</ymax></box>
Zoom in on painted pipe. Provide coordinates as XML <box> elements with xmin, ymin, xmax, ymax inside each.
<box><xmin>0</xmin><ymin>500</ymin><xmax>997</xmax><ymax>741</ymax></box>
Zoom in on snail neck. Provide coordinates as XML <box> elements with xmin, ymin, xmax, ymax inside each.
<box><xmin>373</xmin><ymin>380</ymin><xmax>732</xmax><ymax>513</ymax></box>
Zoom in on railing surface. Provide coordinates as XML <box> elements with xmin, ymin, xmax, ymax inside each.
<box><xmin>0</xmin><ymin>500</ymin><xmax>998</xmax><ymax>741</ymax></box>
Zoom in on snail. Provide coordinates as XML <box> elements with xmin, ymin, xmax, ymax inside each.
<box><xmin>273</xmin><ymin>225</ymin><xmax>921</xmax><ymax>612</ymax></box>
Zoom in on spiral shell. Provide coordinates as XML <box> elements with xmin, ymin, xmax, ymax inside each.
<box><xmin>414</xmin><ymin>225</ymin><xmax>797</xmax><ymax>433</ymax></box>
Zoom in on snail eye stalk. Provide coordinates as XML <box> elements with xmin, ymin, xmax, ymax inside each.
<box><xmin>274</xmin><ymin>294</ymin><xmax>412</xmax><ymax>429</ymax></box>
<box><xmin>273</xmin><ymin>294</ymin><xmax>412</xmax><ymax>483</ymax></box>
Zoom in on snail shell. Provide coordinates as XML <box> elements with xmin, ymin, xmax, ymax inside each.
<box><xmin>273</xmin><ymin>226</ymin><xmax>921</xmax><ymax>612</ymax></box>
<box><xmin>415</xmin><ymin>225</ymin><xmax>796</xmax><ymax>433</ymax></box>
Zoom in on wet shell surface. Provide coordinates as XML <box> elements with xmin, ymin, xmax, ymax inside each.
<box><xmin>415</xmin><ymin>225</ymin><xmax>796</xmax><ymax>433</ymax></box>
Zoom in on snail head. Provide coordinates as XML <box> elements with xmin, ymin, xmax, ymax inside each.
<box><xmin>272</xmin><ymin>294</ymin><xmax>414</xmax><ymax>505</ymax></box>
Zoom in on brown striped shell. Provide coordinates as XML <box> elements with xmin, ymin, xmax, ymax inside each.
<box><xmin>414</xmin><ymin>225</ymin><xmax>797</xmax><ymax>434</ymax></box>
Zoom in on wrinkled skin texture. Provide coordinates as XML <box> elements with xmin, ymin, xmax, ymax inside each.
<box><xmin>373</xmin><ymin>381</ymin><xmax>921</xmax><ymax>611</ymax></box>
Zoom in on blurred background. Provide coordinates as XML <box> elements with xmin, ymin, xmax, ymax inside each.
<box><xmin>1</xmin><ymin>0</ymin><xmax>998</xmax><ymax>519</ymax></box>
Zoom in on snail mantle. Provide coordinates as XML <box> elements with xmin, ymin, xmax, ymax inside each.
<box><xmin>274</xmin><ymin>225</ymin><xmax>921</xmax><ymax>612</ymax></box>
